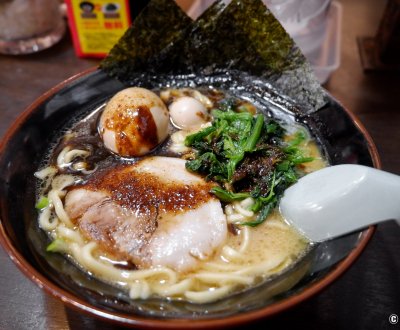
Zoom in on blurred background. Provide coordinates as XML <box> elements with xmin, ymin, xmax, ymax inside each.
<box><xmin>0</xmin><ymin>0</ymin><xmax>399</xmax><ymax>329</ymax></box>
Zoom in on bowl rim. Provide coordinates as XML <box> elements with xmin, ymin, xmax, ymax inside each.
<box><xmin>0</xmin><ymin>67</ymin><xmax>379</xmax><ymax>329</ymax></box>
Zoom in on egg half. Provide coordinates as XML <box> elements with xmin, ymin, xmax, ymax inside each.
<box><xmin>99</xmin><ymin>87</ymin><xmax>170</xmax><ymax>157</ymax></box>
<box><xmin>169</xmin><ymin>96</ymin><xmax>209</xmax><ymax>130</ymax></box>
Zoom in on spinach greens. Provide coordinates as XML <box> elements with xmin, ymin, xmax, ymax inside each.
<box><xmin>185</xmin><ymin>102</ymin><xmax>313</xmax><ymax>226</ymax></box>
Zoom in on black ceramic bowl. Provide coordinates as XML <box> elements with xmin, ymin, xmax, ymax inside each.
<box><xmin>0</xmin><ymin>68</ymin><xmax>378</xmax><ymax>329</ymax></box>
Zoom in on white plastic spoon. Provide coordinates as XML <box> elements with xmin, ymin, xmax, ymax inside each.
<box><xmin>280</xmin><ymin>164</ymin><xmax>400</xmax><ymax>242</ymax></box>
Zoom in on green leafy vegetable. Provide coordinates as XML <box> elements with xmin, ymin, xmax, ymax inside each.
<box><xmin>286</xmin><ymin>129</ymin><xmax>307</xmax><ymax>147</ymax></box>
<box><xmin>185</xmin><ymin>103</ymin><xmax>314</xmax><ymax>226</ymax></box>
<box><xmin>242</xmin><ymin>203</ymin><xmax>275</xmax><ymax>227</ymax></box>
<box><xmin>210</xmin><ymin>187</ymin><xmax>250</xmax><ymax>203</ymax></box>
<box><xmin>184</xmin><ymin>126</ymin><xmax>216</xmax><ymax>146</ymax></box>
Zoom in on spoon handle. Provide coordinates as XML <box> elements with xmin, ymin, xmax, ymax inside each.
<box><xmin>280</xmin><ymin>165</ymin><xmax>400</xmax><ymax>242</ymax></box>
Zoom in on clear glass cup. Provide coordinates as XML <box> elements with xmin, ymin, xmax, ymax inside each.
<box><xmin>0</xmin><ymin>0</ymin><xmax>66</xmax><ymax>55</ymax></box>
<box><xmin>264</xmin><ymin>0</ymin><xmax>332</xmax><ymax>55</ymax></box>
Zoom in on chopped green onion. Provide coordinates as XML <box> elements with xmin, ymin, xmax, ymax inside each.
<box><xmin>46</xmin><ymin>239</ymin><xmax>68</xmax><ymax>253</ymax></box>
<box><xmin>35</xmin><ymin>196</ymin><xmax>49</xmax><ymax>210</ymax></box>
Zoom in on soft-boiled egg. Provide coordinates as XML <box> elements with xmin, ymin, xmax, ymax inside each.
<box><xmin>99</xmin><ymin>87</ymin><xmax>169</xmax><ymax>157</ymax></box>
<box><xmin>169</xmin><ymin>96</ymin><xmax>209</xmax><ymax>130</ymax></box>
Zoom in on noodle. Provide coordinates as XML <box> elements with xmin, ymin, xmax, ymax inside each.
<box><xmin>239</xmin><ymin>226</ymin><xmax>250</xmax><ymax>253</ymax></box>
<box><xmin>71</xmin><ymin>242</ymin><xmax>178</xmax><ymax>283</ymax></box>
<box><xmin>220</xmin><ymin>227</ymin><xmax>250</xmax><ymax>261</ymax></box>
<box><xmin>185</xmin><ymin>285</ymin><xmax>233</xmax><ymax>304</ymax></box>
<box><xmin>57</xmin><ymin>146</ymin><xmax>90</xmax><ymax>168</ymax></box>
<box><xmin>194</xmin><ymin>272</ymin><xmax>254</xmax><ymax>286</ymax></box>
<box><xmin>234</xmin><ymin>255</ymin><xmax>286</xmax><ymax>276</ymax></box>
<box><xmin>129</xmin><ymin>280</ymin><xmax>151</xmax><ymax>299</ymax></box>
<box><xmin>170</xmin><ymin>131</ymin><xmax>190</xmax><ymax>154</ymax></box>
<box><xmin>152</xmin><ymin>279</ymin><xmax>193</xmax><ymax>296</ymax></box>
<box><xmin>38</xmin><ymin>207</ymin><xmax>58</xmax><ymax>231</ymax></box>
<box><xmin>57</xmin><ymin>225</ymin><xmax>85</xmax><ymax>245</ymax></box>
<box><xmin>34</xmin><ymin>166</ymin><xmax>57</xmax><ymax>180</ymax></box>
<box><xmin>233</xmin><ymin>201</ymin><xmax>254</xmax><ymax>218</ymax></box>
<box><xmin>221</xmin><ymin>246</ymin><xmax>244</xmax><ymax>261</ymax></box>
<box><xmin>48</xmin><ymin>190</ymin><xmax>73</xmax><ymax>227</ymax></box>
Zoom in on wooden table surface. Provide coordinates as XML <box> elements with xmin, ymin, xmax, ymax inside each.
<box><xmin>1</xmin><ymin>1</ymin><xmax>399</xmax><ymax>329</ymax></box>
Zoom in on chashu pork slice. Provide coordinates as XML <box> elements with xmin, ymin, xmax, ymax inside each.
<box><xmin>64</xmin><ymin>156</ymin><xmax>227</xmax><ymax>272</ymax></box>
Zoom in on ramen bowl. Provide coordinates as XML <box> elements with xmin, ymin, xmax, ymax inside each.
<box><xmin>0</xmin><ymin>68</ymin><xmax>378</xmax><ymax>329</ymax></box>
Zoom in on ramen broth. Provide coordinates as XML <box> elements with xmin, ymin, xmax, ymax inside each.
<box><xmin>35</xmin><ymin>87</ymin><xmax>326</xmax><ymax>303</ymax></box>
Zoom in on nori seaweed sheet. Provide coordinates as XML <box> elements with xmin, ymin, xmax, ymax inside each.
<box><xmin>100</xmin><ymin>0</ymin><xmax>192</xmax><ymax>78</ymax></box>
<box><xmin>100</xmin><ymin>0</ymin><xmax>328</xmax><ymax>113</ymax></box>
